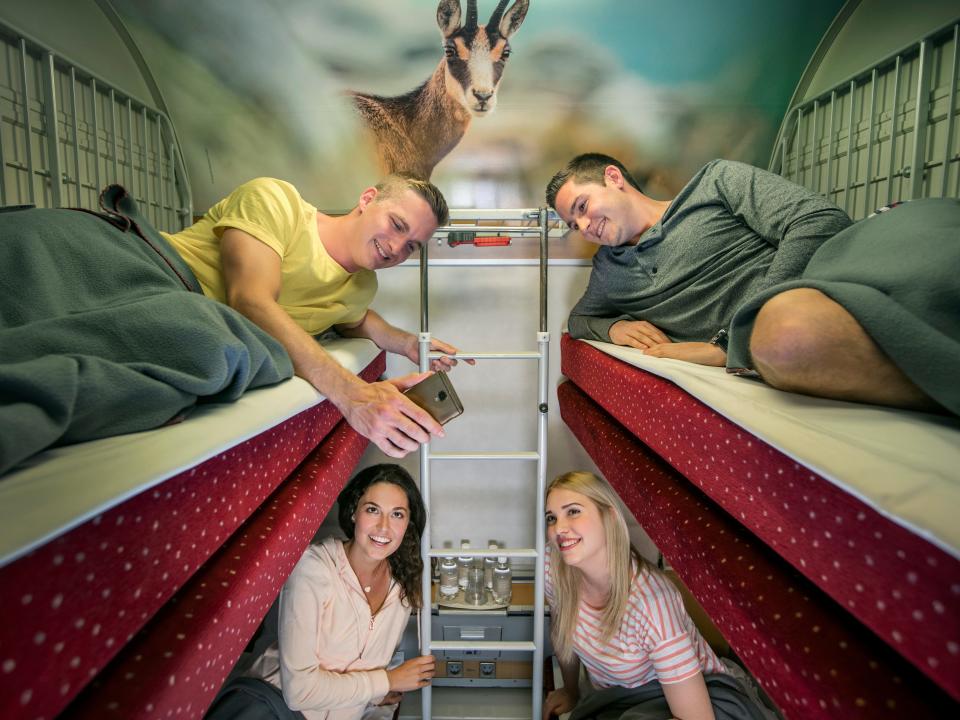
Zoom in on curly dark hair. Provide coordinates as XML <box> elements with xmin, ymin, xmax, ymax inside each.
<box><xmin>337</xmin><ymin>464</ymin><xmax>427</xmax><ymax>610</ymax></box>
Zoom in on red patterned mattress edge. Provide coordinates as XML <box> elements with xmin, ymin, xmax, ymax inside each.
<box><xmin>560</xmin><ymin>333</ymin><xmax>960</xmax><ymax>700</ymax></box>
<box><xmin>64</xmin><ymin>419</ymin><xmax>369</xmax><ymax>719</ymax></box>
<box><xmin>0</xmin><ymin>354</ymin><xmax>384</xmax><ymax>720</ymax></box>
<box><xmin>559</xmin><ymin>379</ymin><xmax>957</xmax><ymax>718</ymax></box>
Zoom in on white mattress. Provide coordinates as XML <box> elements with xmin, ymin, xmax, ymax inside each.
<box><xmin>584</xmin><ymin>340</ymin><xmax>960</xmax><ymax>559</ymax></box>
<box><xmin>0</xmin><ymin>338</ymin><xmax>381</xmax><ymax>567</ymax></box>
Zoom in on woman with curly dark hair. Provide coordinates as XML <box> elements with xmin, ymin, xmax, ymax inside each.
<box><xmin>206</xmin><ymin>464</ymin><xmax>434</xmax><ymax>720</ymax></box>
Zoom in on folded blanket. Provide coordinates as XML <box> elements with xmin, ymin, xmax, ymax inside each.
<box><xmin>727</xmin><ymin>199</ymin><xmax>960</xmax><ymax>415</ymax></box>
<box><xmin>0</xmin><ymin>192</ymin><xmax>293</xmax><ymax>476</ymax></box>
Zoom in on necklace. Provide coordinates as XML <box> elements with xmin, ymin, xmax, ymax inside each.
<box><xmin>360</xmin><ymin>562</ymin><xmax>386</xmax><ymax>594</ymax></box>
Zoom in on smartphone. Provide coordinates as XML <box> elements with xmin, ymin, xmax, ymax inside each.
<box><xmin>403</xmin><ymin>371</ymin><xmax>464</xmax><ymax>425</ymax></box>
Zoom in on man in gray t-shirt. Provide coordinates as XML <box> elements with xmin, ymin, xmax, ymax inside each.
<box><xmin>546</xmin><ymin>153</ymin><xmax>942</xmax><ymax>413</ymax></box>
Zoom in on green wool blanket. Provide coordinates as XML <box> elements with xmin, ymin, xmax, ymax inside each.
<box><xmin>727</xmin><ymin>198</ymin><xmax>960</xmax><ymax>415</ymax></box>
<box><xmin>0</xmin><ymin>191</ymin><xmax>293</xmax><ymax>477</ymax></box>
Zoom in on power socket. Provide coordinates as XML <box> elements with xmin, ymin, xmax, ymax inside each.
<box><xmin>479</xmin><ymin>661</ymin><xmax>496</xmax><ymax>677</ymax></box>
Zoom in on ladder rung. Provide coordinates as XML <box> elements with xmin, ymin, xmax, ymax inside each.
<box><xmin>428</xmin><ymin>351</ymin><xmax>542</xmax><ymax>361</ymax></box>
<box><xmin>428</xmin><ymin>452</ymin><xmax>539</xmax><ymax>461</ymax></box>
<box><xmin>429</xmin><ymin>640</ymin><xmax>536</xmax><ymax>653</ymax></box>
<box><xmin>428</xmin><ymin>548</ymin><xmax>538</xmax><ymax>559</ymax></box>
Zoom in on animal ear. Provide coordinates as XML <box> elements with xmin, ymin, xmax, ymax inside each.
<box><xmin>498</xmin><ymin>0</ymin><xmax>529</xmax><ymax>38</ymax></box>
<box><xmin>437</xmin><ymin>0</ymin><xmax>462</xmax><ymax>36</ymax></box>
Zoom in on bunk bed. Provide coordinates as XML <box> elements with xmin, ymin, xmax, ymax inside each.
<box><xmin>559</xmin><ymin>334</ymin><xmax>959</xmax><ymax>718</ymax></box>
<box><xmin>558</xmin><ymin>17</ymin><xmax>960</xmax><ymax>719</ymax></box>
<box><xmin>0</xmin><ymin>20</ymin><xmax>387</xmax><ymax>720</ymax></box>
<box><xmin>0</xmin><ymin>341</ymin><xmax>385</xmax><ymax>720</ymax></box>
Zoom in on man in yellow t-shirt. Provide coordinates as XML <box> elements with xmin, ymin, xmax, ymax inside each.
<box><xmin>163</xmin><ymin>173</ymin><xmax>468</xmax><ymax>458</ymax></box>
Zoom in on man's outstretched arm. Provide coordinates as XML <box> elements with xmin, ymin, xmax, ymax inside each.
<box><xmin>219</xmin><ymin>227</ymin><xmax>443</xmax><ymax>457</ymax></box>
<box><xmin>335</xmin><ymin>310</ymin><xmax>474</xmax><ymax>372</ymax></box>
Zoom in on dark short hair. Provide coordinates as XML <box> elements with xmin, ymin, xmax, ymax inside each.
<box><xmin>337</xmin><ymin>463</ymin><xmax>427</xmax><ymax>609</ymax></box>
<box><xmin>545</xmin><ymin>153</ymin><xmax>643</xmax><ymax>211</ymax></box>
<box><xmin>375</xmin><ymin>173</ymin><xmax>449</xmax><ymax>226</ymax></box>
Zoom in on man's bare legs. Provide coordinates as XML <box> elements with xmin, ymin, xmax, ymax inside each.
<box><xmin>750</xmin><ymin>288</ymin><xmax>940</xmax><ymax>412</ymax></box>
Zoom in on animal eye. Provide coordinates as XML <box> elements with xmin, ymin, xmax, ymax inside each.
<box><xmin>502</xmin><ymin>46</ymin><xmax>511</xmax><ymax>60</ymax></box>
<box><xmin>392</xmin><ymin>218</ymin><xmax>402</xmax><ymax>231</ymax></box>
<box><xmin>365</xmin><ymin>505</ymin><xmax>379</xmax><ymax>514</ymax></box>
<box><xmin>545</xmin><ymin>514</ymin><xmax>555</xmax><ymax>525</ymax></box>
<box><xmin>577</xmin><ymin>201</ymin><xmax>586</xmax><ymax>214</ymax></box>
<box><xmin>392</xmin><ymin>509</ymin><xmax>406</xmax><ymax>519</ymax></box>
<box><xmin>406</xmin><ymin>241</ymin><xmax>416</xmax><ymax>254</ymax></box>
<box><xmin>443</xmin><ymin>44</ymin><xmax>455</xmax><ymax>58</ymax></box>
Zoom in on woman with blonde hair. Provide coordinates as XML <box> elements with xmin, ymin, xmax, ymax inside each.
<box><xmin>543</xmin><ymin>471</ymin><xmax>769</xmax><ymax>720</ymax></box>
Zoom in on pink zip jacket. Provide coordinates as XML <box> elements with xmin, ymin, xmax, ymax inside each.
<box><xmin>248</xmin><ymin>537</ymin><xmax>412</xmax><ymax>720</ymax></box>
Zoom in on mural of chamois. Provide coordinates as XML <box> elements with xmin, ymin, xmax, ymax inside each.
<box><xmin>351</xmin><ymin>0</ymin><xmax>529</xmax><ymax>179</ymax></box>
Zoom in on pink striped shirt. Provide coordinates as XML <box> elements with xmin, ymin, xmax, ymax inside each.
<box><xmin>545</xmin><ymin>554</ymin><xmax>726</xmax><ymax>687</ymax></box>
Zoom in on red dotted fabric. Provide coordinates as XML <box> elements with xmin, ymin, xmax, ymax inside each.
<box><xmin>0</xmin><ymin>354</ymin><xmax>384</xmax><ymax>720</ymax></box>
<box><xmin>559</xmin><ymin>379</ymin><xmax>958</xmax><ymax>718</ymax></box>
<box><xmin>65</xmin><ymin>419</ymin><xmax>369</xmax><ymax>719</ymax></box>
<box><xmin>560</xmin><ymin>335</ymin><xmax>959</xmax><ymax>704</ymax></box>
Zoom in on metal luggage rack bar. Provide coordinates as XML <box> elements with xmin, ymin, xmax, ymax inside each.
<box><xmin>770</xmin><ymin>17</ymin><xmax>960</xmax><ymax>218</ymax></box>
<box><xmin>0</xmin><ymin>18</ymin><xmax>192</xmax><ymax>230</ymax></box>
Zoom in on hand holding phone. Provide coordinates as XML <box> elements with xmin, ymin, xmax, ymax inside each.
<box><xmin>402</xmin><ymin>371</ymin><xmax>464</xmax><ymax>425</ymax></box>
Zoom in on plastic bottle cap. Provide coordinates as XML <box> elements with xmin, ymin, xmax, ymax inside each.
<box><xmin>488</xmin><ymin>543</ymin><xmax>498</xmax><ymax>549</ymax></box>
<box><xmin>498</xmin><ymin>556</ymin><xmax>507</xmax><ymax>563</ymax></box>
<box><xmin>461</xmin><ymin>541</ymin><xmax>470</xmax><ymax>549</ymax></box>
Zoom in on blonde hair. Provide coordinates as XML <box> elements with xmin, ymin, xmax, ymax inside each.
<box><xmin>547</xmin><ymin>471</ymin><xmax>645</xmax><ymax>664</ymax></box>
<box><xmin>373</xmin><ymin>172</ymin><xmax>449</xmax><ymax>226</ymax></box>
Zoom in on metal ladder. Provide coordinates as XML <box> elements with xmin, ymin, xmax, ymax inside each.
<box><xmin>417</xmin><ymin>207</ymin><xmax>553</xmax><ymax>720</ymax></box>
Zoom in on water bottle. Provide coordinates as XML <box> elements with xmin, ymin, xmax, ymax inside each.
<box><xmin>483</xmin><ymin>543</ymin><xmax>498</xmax><ymax>590</ymax></box>
<box><xmin>464</xmin><ymin>560</ymin><xmax>485</xmax><ymax>605</ymax></box>
<box><xmin>492</xmin><ymin>556</ymin><xmax>512</xmax><ymax>604</ymax></box>
<box><xmin>439</xmin><ymin>556</ymin><xmax>458</xmax><ymax>600</ymax></box>
<box><xmin>457</xmin><ymin>541</ymin><xmax>472</xmax><ymax>589</ymax></box>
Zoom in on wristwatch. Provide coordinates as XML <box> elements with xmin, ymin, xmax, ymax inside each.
<box><xmin>709</xmin><ymin>328</ymin><xmax>729</xmax><ymax>352</ymax></box>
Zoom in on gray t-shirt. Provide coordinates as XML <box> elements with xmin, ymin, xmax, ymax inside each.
<box><xmin>568</xmin><ymin>159</ymin><xmax>852</xmax><ymax>344</ymax></box>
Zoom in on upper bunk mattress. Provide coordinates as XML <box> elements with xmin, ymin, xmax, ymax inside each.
<box><xmin>0</xmin><ymin>337</ymin><xmax>382</xmax><ymax>568</ymax></box>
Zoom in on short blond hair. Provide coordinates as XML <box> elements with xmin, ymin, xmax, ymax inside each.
<box><xmin>374</xmin><ymin>172</ymin><xmax>449</xmax><ymax>226</ymax></box>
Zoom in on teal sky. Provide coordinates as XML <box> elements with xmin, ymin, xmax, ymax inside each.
<box><xmin>523</xmin><ymin>0</ymin><xmax>843</xmax><ymax>111</ymax></box>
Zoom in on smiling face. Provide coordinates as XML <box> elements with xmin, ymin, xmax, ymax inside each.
<box><xmin>545</xmin><ymin>487</ymin><xmax>608</xmax><ymax>570</ymax></box>
<box><xmin>351</xmin><ymin>481</ymin><xmax>411</xmax><ymax>562</ymax></box>
<box><xmin>352</xmin><ymin>187</ymin><xmax>438</xmax><ymax>271</ymax></box>
<box><xmin>553</xmin><ymin>173</ymin><xmax>637</xmax><ymax>248</ymax></box>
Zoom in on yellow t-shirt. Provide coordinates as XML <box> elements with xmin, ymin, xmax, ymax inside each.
<box><xmin>163</xmin><ymin>178</ymin><xmax>377</xmax><ymax>335</ymax></box>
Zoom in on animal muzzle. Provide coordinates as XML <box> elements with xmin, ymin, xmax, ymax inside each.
<box><xmin>470</xmin><ymin>88</ymin><xmax>496</xmax><ymax>113</ymax></box>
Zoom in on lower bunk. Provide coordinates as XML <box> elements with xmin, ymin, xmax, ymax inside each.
<box><xmin>0</xmin><ymin>341</ymin><xmax>385</xmax><ymax>720</ymax></box>
<box><xmin>558</xmin><ymin>333</ymin><xmax>959</xmax><ymax>718</ymax></box>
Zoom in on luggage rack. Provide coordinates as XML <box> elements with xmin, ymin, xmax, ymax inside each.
<box><xmin>416</xmin><ymin>207</ymin><xmax>558</xmax><ymax>719</ymax></box>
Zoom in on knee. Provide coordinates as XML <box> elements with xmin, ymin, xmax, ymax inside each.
<box><xmin>749</xmin><ymin>289</ymin><xmax>832</xmax><ymax>388</ymax></box>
